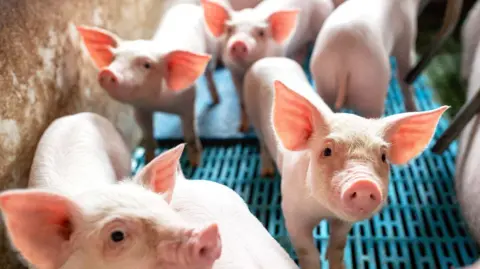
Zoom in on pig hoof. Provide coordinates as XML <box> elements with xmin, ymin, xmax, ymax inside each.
<box><xmin>329</xmin><ymin>262</ymin><xmax>345</xmax><ymax>269</ymax></box>
<box><xmin>187</xmin><ymin>146</ymin><xmax>202</xmax><ymax>168</ymax></box>
<box><xmin>260</xmin><ymin>167</ymin><xmax>275</xmax><ymax>178</ymax></box>
<box><xmin>212</xmin><ymin>95</ymin><xmax>220</xmax><ymax>106</ymax></box>
<box><xmin>238</xmin><ymin>122</ymin><xmax>249</xmax><ymax>133</ymax></box>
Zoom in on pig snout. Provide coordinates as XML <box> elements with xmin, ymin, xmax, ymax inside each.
<box><xmin>229</xmin><ymin>41</ymin><xmax>249</xmax><ymax>59</ymax></box>
<box><xmin>98</xmin><ymin>69</ymin><xmax>119</xmax><ymax>92</ymax></box>
<box><xmin>341</xmin><ymin>179</ymin><xmax>382</xmax><ymax>216</ymax></box>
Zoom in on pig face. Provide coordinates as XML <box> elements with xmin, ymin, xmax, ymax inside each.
<box><xmin>272</xmin><ymin>80</ymin><xmax>448</xmax><ymax>222</ymax></box>
<box><xmin>202</xmin><ymin>0</ymin><xmax>299</xmax><ymax>71</ymax></box>
<box><xmin>76</xmin><ymin>26</ymin><xmax>211</xmax><ymax>105</ymax></box>
<box><xmin>0</xmin><ymin>144</ymin><xmax>221</xmax><ymax>269</ymax></box>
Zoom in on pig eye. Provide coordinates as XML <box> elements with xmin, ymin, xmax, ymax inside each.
<box><xmin>381</xmin><ymin>153</ymin><xmax>387</xmax><ymax>163</ymax></box>
<box><xmin>110</xmin><ymin>230</ymin><xmax>125</xmax><ymax>243</ymax></box>
<box><xmin>257</xmin><ymin>29</ymin><xmax>265</xmax><ymax>37</ymax></box>
<box><xmin>226</xmin><ymin>26</ymin><xmax>234</xmax><ymax>35</ymax></box>
<box><xmin>323</xmin><ymin>147</ymin><xmax>332</xmax><ymax>157</ymax></box>
<box><xmin>143</xmin><ymin>63</ymin><xmax>151</xmax><ymax>69</ymax></box>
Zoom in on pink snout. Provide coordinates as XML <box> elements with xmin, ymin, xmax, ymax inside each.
<box><xmin>98</xmin><ymin>69</ymin><xmax>119</xmax><ymax>92</ymax></box>
<box><xmin>341</xmin><ymin>180</ymin><xmax>382</xmax><ymax>215</ymax></box>
<box><xmin>229</xmin><ymin>41</ymin><xmax>249</xmax><ymax>59</ymax></box>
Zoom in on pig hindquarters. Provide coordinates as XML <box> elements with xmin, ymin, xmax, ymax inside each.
<box><xmin>202</xmin><ymin>0</ymin><xmax>333</xmax><ymax>132</ymax></box>
<box><xmin>77</xmin><ymin>3</ymin><xmax>218</xmax><ymax>167</ymax></box>
<box><xmin>310</xmin><ymin>0</ymin><xmax>459</xmax><ymax>117</ymax></box>
<box><xmin>455</xmin><ymin>36</ymin><xmax>480</xmax><ymax>269</ymax></box>
<box><xmin>244</xmin><ymin>57</ymin><xmax>448</xmax><ymax>269</ymax></box>
<box><xmin>0</xmin><ymin>114</ymin><xmax>221</xmax><ymax>269</ymax></box>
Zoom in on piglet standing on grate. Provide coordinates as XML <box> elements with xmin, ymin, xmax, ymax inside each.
<box><xmin>136</xmin><ymin>144</ymin><xmax>299</xmax><ymax>269</ymax></box>
<box><xmin>77</xmin><ymin>3</ymin><xmax>219</xmax><ymax>167</ymax></box>
<box><xmin>243</xmin><ymin>57</ymin><xmax>448</xmax><ymax>269</ymax></box>
<box><xmin>202</xmin><ymin>0</ymin><xmax>334</xmax><ymax>132</ymax></box>
<box><xmin>310</xmin><ymin>0</ymin><xmax>461</xmax><ymax>117</ymax></box>
<box><xmin>454</xmin><ymin>3</ymin><xmax>480</xmax><ymax>269</ymax></box>
<box><xmin>0</xmin><ymin>113</ymin><xmax>221</xmax><ymax>269</ymax></box>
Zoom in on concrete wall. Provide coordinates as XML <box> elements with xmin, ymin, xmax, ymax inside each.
<box><xmin>0</xmin><ymin>0</ymin><xmax>168</xmax><ymax>267</ymax></box>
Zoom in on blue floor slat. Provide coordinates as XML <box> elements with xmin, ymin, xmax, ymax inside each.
<box><xmin>136</xmin><ymin>56</ymin><xmax>479</xmax><ymax>268</ymax></box>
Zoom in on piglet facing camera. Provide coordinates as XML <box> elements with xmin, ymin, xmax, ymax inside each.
<box><xmin>0</xmin><ymin>144</ymin><xmax>221</xmax><ymax>269</ymax></box>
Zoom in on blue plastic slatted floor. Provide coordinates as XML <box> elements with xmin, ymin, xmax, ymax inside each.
<box><xmin>133</xmin><ymin>57</ymin><xmax>479</xmax><ymax>268</ymax></box>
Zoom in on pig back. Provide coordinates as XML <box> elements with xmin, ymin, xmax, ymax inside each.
<box><xmin>28</xmin><ymin>112</ymin><xmax>131</xmax><ymax>196</ymax></box>
<box><xmin>456</xmin><ymin>43</ymin><xmax>480</xmax><ymax>244</ymax></box>
<box><xmin>153</xmin><ymin>4</ymin><xmax>212</xmax><ymax>56</ymax></box>
<box><xmin>172</xmin><ymin>179</ymin><xmax>299</xmax><ymax>269</ymax></box>
<box><xmin>461</xmin><ymin>0</ymin><xmax>480</xmax><ymax>80</ymax></box>
<box><xmin>243</xmin><ymin>57</ymin><xmax>310</xmax><ymax>168</ymax></box>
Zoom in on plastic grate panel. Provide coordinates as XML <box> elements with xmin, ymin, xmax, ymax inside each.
<box><xmin>132</xmin><ymin>57</ymin><xmax>479</xmax><ymax>268</ymax></box>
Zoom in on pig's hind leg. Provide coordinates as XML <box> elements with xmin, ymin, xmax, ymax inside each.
<box><xmin>180</xmin><ymin>87</ymin><xmax>202</xmax><ymax>167</ymax></box>
<box><xmin>393</xmin><ymin>29</ymin><xmax>418</xmax><ymax>112</ymax></box>
<box><xmin>231</xmin><ymin>72</ymin><xmax>250</xmax><ymax>132</ymax></box>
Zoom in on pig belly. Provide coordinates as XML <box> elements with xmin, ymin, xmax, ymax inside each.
<box><xmin>28</xmin><ymin>113</ymin><xmax>131</xmax><ymax>196</ymax></box>
<box><xmin>172</xmin><ymin>179</ymin><xmax>299</xmax><ymax>269</ymax></box>
<box><xmin>456</xmin><ymin>44</ymin><xmax>480</xmax><ymax>244</ymax></box>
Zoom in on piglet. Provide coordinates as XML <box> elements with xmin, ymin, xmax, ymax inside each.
<box><xmin>77</xmin><ymin>3</ymin><xmax>217</xmax><ymax>167</ymax></box>
<box><xmin>202</xmin><ymin>0</ymin><xmax>333</xmax><ymax>131</ymax></box>
<box><xmin>461</xmin><ymin>0</ymin><xmax>480</xmax><ymax>81</ymax></box>
<box><xmin>139</xmin><ymin>144</ymin><xmax>299</xmax><ymax>268</ymax></box>
<box><xmin>310</xmin><ymin>0</ymin><xmax>460</xmax><ymax>118</ymax></box>
<box><xmin>0</xmin><ymin>113</ymin><xmax>221</xmax><ymax>269</ymax></box>
<box><xmin>454</xmin><ymin>25</ymin><xmax>480</xmax><ymax>269</ymax></box>
<box><xmin>244</xmin><ymin>57</ymin><xmax>448</xmax><ymax>269</ymax></box>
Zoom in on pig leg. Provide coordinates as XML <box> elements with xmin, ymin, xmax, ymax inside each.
<box><xmin>180</xmin><ymin>90</ymin><xmax>202</xmax><ymax>167</ymax></box>
<box><xmin>135</xmin><ymin>108</ymin><xmax>156</xmax><ymax>163</ymax></box>
<box><xmin>232</xmin><ymin>72</ymin><xmax>249</xmax><ymax>133</ymax></box>
<box><xmin>284</xmin><ymin>209</ymin><xmax>321</xmax><ymax>269</ymax></box>
<box><xmin>394</xmin><ymin>35</ymin><xmax>418</xmax><ymax>112</ymax></box>
<box><xmin>260</xmin><ymin>142</ymin><xmax>275</xmax><ymax>177</ymax></box>
<box><xmin>325</xmin><ymin>219</ymin><xmax>352</xmax><ymax>269</ymax></box>
<box><xmin>205</xmin><ymin>68</ymin><xmax>220</xmax><ymax>105</ymax></box>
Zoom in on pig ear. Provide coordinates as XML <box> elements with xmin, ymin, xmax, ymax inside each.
<box><xmin>272</xmin><ymin>80</ymin><xmax>330</xmax><ymax>151</ymax></box>
<box><xmin>134</xmin><ymin>143</ymin><xmax>185</xmax><ymax>203</ymax></box>
<box><xmin>0</xmin><ymin>190</ymin><xmax>78</xmax><ymax>268</ymax></box>
<box><xmin>267</xmin><ymin>9</ymin><xmax>300</xmax><ymax>44</ymax></box>
<box><xmin>382</xmin><ymin>106</ymin><xmax>449</xmax><ymax>165</ymax></box>
<box><xmin>164</xmin><ymin>50</ymin><xmax>211</xmax><ymax>91</ymax></box>
<box><xmin>76</xmin><ymin>25</ymin><xmax>121</xmax><ymax>69</ymax></box>
<box><xmin>202</xmin><ymin>0</ymin><xmax>231</xmax><ymax>37</ymax></box>
<box><xmin>191</xmin><ymin>223</ymin><xmax>222</xmax><ymax>263</ymax></box>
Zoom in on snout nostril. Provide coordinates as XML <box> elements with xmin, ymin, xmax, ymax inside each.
<box><xmin>350</xmin><ymin>192</ymin><xmax>357</xmax><ymax>199</ymax></box>
<box><xmin>370</xmin><ymin>194</ymin><xmax>376</xmax><ymax>201</ymax></box>
<box><xmin>110</xmin><ymin>77</ymin><xmax>115</xmax><ymax>83</ymax></box>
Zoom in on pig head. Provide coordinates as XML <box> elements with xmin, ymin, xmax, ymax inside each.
<box><xmin>272</xmin><ymin>80</ymin><xmax>448</xmax><ymax>222</ymax></box>
<box><xmin>76</xmin><ymin>26</ymin><xmax>211</xmax><ymax>108</ymax></box>
<box><xmin>0</xmin><ymin>144</ymin><xmax>221</xmax><ymax>269</ymax></box>
<box><xmin>202</xmin><ymin>0</ymin><xmax>299</xmax><ymax>73</ymax></box>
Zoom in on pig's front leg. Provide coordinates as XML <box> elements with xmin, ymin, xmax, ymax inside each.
<box><xmin>205</xmin><ymin>68</ymin><xmax>220</xmax><ymax>105</ymax></box>
<box><xmin>135</xmin><ymin>108</ymin><xmax>156</xmax><ymax>163</ymax></box>
<box><xmin>180</xmin><ymin>88</ymin><xmax>202</xmax><ymax>167</ymax></box>
<box><xmin>260</xmin><ymin>142</ymin><xmax>275</xmax><ymax>177</ymax></box>
<box><xmin>283</xmin><ymin>208</ymin><xmax>322</xmax><ymax>269</ymax></box>
<box><xmin>394</xmin><ymin>38</ymin><xmax>418</xmax><ymax>112</ymax></box>
<box><xmin>325</xmin><ymin>219</ymin><xmax>352</xmax><ymax>269</ymax></box>
<box><xmin>231</xmin><ymin>72</ymin><xmax>249</xmax><ymax>133</ymax></box>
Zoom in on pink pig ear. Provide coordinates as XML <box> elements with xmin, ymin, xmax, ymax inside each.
<box><xmin>272</xmin><ymin>80</ymin><xmax>330</xmax><ymax>151</ymax></box>
<box><xmin>202</xmin><ymin>0</ymin><xmax>231</xmax><ymax>37</ymax></box>
<box><xmin>135</xmin><ymin>143</ymin><xmax>186</xmax><ymax>203</ymax></box>
<box><xmin>0</xmin><ymin>190</ymin><xmax>78</xmax><ymax>268</ymax></box>
<box><xmin>164</xmin><ymin>50</ymin><xmax>211</xmax><ymax>91</ymax></box>
<box><xmin>382</xmin><ymin>106</ymin><xmax>449</xmax><ymax>165</ymax></box>
<box><xmin>76</xmin><ymin>25</ymin><xmax>121</xmax><ymax>69</ymax></box>
<box><xmin>267</xmin><ymin>9</ymin><xmax>300</xmax><ymax>44</ymax></box>
<box><xmin>190</xmin><ymin>223</ymin><xmax>222</xmax><ymax>265</ymax></box>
